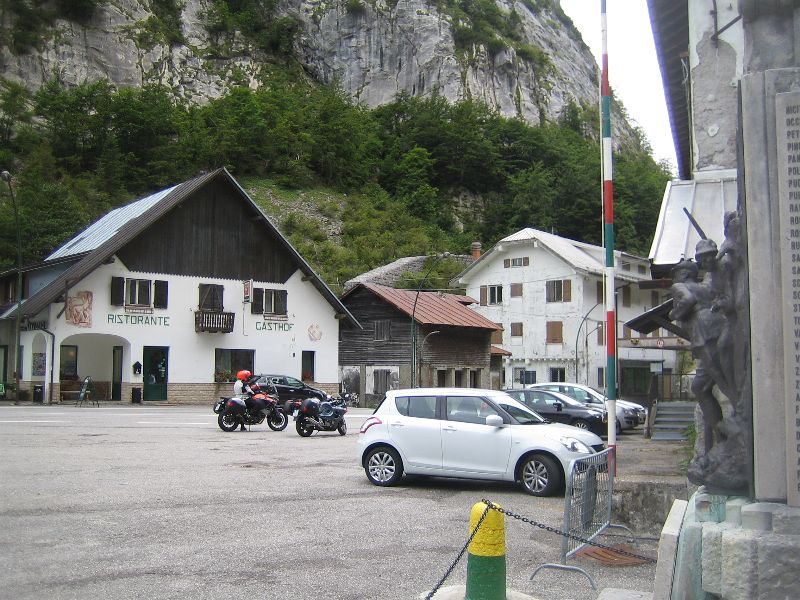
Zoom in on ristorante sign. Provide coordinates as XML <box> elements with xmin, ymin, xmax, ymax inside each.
<box><xmin>107</xmin><ymin>314</ymin><xmax>170</xmax><ymax>326</ymax></box>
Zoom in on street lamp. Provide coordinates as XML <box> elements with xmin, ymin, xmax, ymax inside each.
<box><xmin>418</xmin><ymin>330</ymin><xmax>440</xmax><ymax>387</ymax></box>
<box><xmin>574</xmin><ymin>301</ymin><xmax>600</xmax><ymax>383</ymax></box>
<box><xmin>410</xmin><ymin>252</ymin><xmax>450</xmax><ymax>387</ymax></box>
<box><xmin>1</xmin><ymin>170</ymin><xmax>23</xmax><ymax>403</ymax></box>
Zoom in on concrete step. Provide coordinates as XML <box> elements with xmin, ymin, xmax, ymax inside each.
<box><xmin>654</xmin><ymin>417</ymin><xmax>694</xmax><ymax>425</ymax></box>
<box><xmin>651</xmin><ymin>431</ymin><xmax>689</xmax><ymax>441</ymax></box>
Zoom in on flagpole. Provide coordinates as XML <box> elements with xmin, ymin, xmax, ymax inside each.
<box><xmin>600</xmin><ymin>0</ymin><xmax>617</xmax><ymax>469</ymax></box>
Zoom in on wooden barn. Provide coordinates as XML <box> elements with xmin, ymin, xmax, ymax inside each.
<box><xmin>339</xmin><ymin>283</ymin><xmax>502</xmax><ymax>406</ymax></box>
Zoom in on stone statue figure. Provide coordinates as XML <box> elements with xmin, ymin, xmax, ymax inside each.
<box><xmin>669</xmin><ymin>211</ymin><xmax>750</xmax><ymax>492</ymax></box>
<box><xmin>669</xmin><ymin>259</ymin><xmax>725</xmax><ymax>454</ymax></box>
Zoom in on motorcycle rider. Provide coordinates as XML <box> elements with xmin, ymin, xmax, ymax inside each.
<box><xmin>234</xmin><ymin>370</ymin><xmax>255</xmax><ymax>431</ymax></box>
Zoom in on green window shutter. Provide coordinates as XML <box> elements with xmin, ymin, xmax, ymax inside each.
<box><xmin>252</xmin><ymin>288</ymin><xmax>264</xmax><ymax>314</ymax></box>
<box><xmin>276</xmin><ymin>290</ymin><xmax>288</xmax><ymax>315</ymax></box>
<box><xmin>153</xmin><ymin>280</ymin><xmax>168</xmax><ymax>309</ymax></box>
<box><xmin>111</xmin><ymin>277</ymin><xmax>124</xmax><ymax>306</ymax></box>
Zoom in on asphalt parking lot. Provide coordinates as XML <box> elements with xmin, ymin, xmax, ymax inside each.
<box><xmin>0</xmin><ymin>404</ymin><xmax>660</xmax><ymax>600</ymax></box>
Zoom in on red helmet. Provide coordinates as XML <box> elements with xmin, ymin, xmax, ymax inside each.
<box><xmin>236</xmin><ymin>370</ymin><xmax>252</xmax><ymax>381</ymax></box>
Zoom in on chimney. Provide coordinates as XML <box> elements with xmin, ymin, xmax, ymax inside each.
<box><xmin>471</xmin><ymin>241</ymin><xmax>482</xmax><ymax>261</ymax></box>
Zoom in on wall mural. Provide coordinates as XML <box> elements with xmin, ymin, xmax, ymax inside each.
<box><xmin>307</xmin><ymin>323</ymin><xmax>322</xmax><ymax>341</ymax></box>
<box><xmin>32</xmin><ymin>352</ymin><xmax>46</xmax><ymax>377</ymax></box>
<box><xmin>66</xmin><ymin>291</ymin><xmax>93</xmax><ymax>328</ymax></box>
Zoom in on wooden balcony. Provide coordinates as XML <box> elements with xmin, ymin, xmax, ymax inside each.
<box><xmin>195</xmin><ymin>311</ymin><xmax>235</xmax><ymax>333</ymax></box>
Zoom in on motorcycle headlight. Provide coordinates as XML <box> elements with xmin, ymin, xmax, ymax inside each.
<box><xmin>560</xmin><ymin>436</ymin><xmax>591</xmax><ymax>454</ymax></box>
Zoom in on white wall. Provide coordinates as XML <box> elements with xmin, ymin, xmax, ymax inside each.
<box><xmin>22</xmin><ymin>256</ymin><xmax>341</xmax><ymax>386</ymax></box>
<box><xmin>461</xmin><ymin>242</ymin><xmax>675</xmax><ymax>389</ymax></box>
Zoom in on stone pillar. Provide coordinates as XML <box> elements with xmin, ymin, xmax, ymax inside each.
<box><xmin>741</xmin><ymin>5</ymin><xmax>800</xmax><ymax>505</ymax></box>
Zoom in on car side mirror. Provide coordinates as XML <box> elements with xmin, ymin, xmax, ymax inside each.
<box><xmin>554</xmin><ymin>402</ymin><xmax>563</xmax><ymax>412</ymax></box>
<box><xmin>485</xmin><ymin>414</ymin><xmax>505</xmax><ymax>427</ymax></box>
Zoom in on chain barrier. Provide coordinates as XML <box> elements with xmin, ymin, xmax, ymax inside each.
<box><xmin>480</xmin><ymin>499</ymin><xmax>657</xmax><ymax>564</ymax></box>
<box><xmin>423</xmin><ymin>503</ymin><xmax>490</xmax><ymax>600</ymax></box>
<box><xmin>425</xmin><ymin>499</ymin><xmax>656</xmax><ymax>599</ymax></box>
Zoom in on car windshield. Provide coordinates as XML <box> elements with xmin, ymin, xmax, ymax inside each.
<box><xmin>499</xmin><ymin>403</ymin><xmax>547</xmax><ymax>425</ymax></box>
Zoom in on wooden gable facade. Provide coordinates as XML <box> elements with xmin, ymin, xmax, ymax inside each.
<box><xmin>118</xmin><ymin>176</ymin><xmax>296</xmax><ymax>283</ymax></box>
<box><xmin>339</xmin><ymin>284</ymin><xmax>497</xmax><ymax>405</ymax></box>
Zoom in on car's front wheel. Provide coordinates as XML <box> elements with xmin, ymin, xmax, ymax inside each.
<box><xmin>364</xmin><ymin>446</ymin><xmax>403</xmax><ymax>486</ymax></box>
<box><xmin>519</xmin><ymin>453</ymin><xmax>562</xmax><ymax>496</ymax></box>
<box><xmin>571</xmin><ymin>418</ymin><xmax>590</xmax><ymax>430</ymax></box>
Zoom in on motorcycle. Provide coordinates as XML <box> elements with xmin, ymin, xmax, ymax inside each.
<box><xmin>291</xmin><ymin>395</ymin><xmax>348</xmax><ymax>437</ymax></box>
<box><xmin>214</xmin><ymin>383</ymin><xmax>288</xmax><ymax>432</ymax></box>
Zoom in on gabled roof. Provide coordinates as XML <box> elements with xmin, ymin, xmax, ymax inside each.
<box><xmin>342</xmin><ymin>283</ymin><xmax>501</xmax><ymax>331</ymax></box>
<box><xmin>451</xmin><ymin>228</ymin><xmax>650</xmax><ymax>286</ymax></box>
<box><xmin>11</xmin><ymin>168</ymin><xmax>359</xmax><ymax>327</ymax></box>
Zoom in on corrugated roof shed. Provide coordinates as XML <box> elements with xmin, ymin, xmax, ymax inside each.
<box><xmin>355</xmin><ymin>283</ymin><xmax>500</xmax><ymax>330</ymax></box>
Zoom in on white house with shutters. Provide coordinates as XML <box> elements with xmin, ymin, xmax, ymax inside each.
<box><xmin>0</xmin><ymin>169</ymin><xmax>358</xmax><ymax>404</ymax></box>
<box><xmin>450</xmin><ymin>228</ymin><xmax>678</xmax><ymax>401</ymax></box>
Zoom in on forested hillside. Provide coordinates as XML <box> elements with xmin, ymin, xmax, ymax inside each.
<box><xmin>0</xmin><ymin>73</ymin><xmax>669</xmax><ymax>291</ymax></box>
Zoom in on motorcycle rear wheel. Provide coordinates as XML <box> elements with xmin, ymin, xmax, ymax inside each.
<box><xmin>267</xmin><ymin>409</ymin><xmax>288</xmax><ymax>431</ymax></box>
<box><xmin>337</xmin><ymin>420</ymin><xmax>347</xmax><ymax>436</ymax></box>
<box><xmin>296</xmin><ymin>418</ymin><xmax>315</xmax><ymax>437</ymax></box>
<box><xmin>218</xmin><ymin>412</ymin><xmax>239</xmax><ymax>432</ymax></box>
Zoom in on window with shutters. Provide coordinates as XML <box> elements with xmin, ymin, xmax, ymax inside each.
<box><xmin>651</xmin><ymin>291</ymin><xmax>660</xmax><ymax>308</ymax></box>
<box><xmin>597</xmin><ymin>367</ymin><xmax>605</xmax><ymax>387</ymax></box>
<box><xmin>198</xmin><ymin>283</ymin><xmax>224</xmax><ymax>312</ymax></box>
<box><xmin>126</xmin><ymin>279</ymin><xmax>151</xmax><ymax>306</ymax></box>
<box><xmin>597</xmin><ymin>322</ymin><xmax>605</xmax><ymax>346</ymax></box>
<box><xmin>510</xmin><ymin>322</ymin><xmax>523</xmax><ymax>337</ymax></box>
<box><xmin>510</xmin><ymin>283</ymin><xmax>523</xmax><ymax>297</ymax></box>
<box><xmin>596</xmin><ymin>280</ymin><xmax>603</xmax><ymax>304</ymax></box>
<box><xmin>503</xmin><ymin>257</ymin><xmax>529</xmax><ymax>268</ymax></box>
<box><xmin>546</xmin><ymin>279</ymin><xmax>571</xmax><ymax>303</ymax></box>
<box><xmin>374</xmin><ymin>369</ymin><xmax>392</xmax><ymax>395</ymax></box>
<box><xmin>549</xmin><ymin>367</ymin><xmax>566</xmax><ymax>382</ymax></box>
<box><xmin>374</xmin><ymin>319</ymin><xmax>390</xmax><ymax>341</ymax></box>
<box><xmin>250</xmin><ymin>287</ymin><xmax>288</xmax><ymax>319</ymax></box>
<box><xmin>490</xmin><ymin>324</ymin><xmax>503</xmax><ymax>344</ymax></box>
<box><xmin>111</xmin><ymin>277</ymin><xmax>168</xmax><ymax>310</ymax></box>
<box><xmin>546</xmin><ymin>321</ymin><xmax>563</xmax><ymax>343</ymax></box>
<box><xmin>622</xmin><ymin>285</ymin><xmax>631</xmax><ymax>307</ymax></box>
<box><xmin>481</xmin><ymin>284</ymin><xmax>502</xmax><ymax>305</ymax></box>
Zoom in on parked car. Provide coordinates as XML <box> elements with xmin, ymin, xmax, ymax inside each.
<box><xmin>252</xmin><ymin>374</ymin><xmax>329</xmax><ymax>402</ymax></box>
<box><xmin>502</xmin><ymin>388</ymin><xmax>607</xmax><ymax>435</ymax></box>
<box><xmin>528</xmin><ymin>382</ymin><xmax>646</xmax><ymax>432</ymax></box>
<box><xmin>357</xmin><ymin>388</ymin><xmax>604</xmax><ymax>496</ymax></box>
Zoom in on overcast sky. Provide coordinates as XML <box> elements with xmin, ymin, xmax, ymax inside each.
<box><xmin>559</xmin><ymin>0</ymin><xmax>676</xmax><ymax>172</ymax></box>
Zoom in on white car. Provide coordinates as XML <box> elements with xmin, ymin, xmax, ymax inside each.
<box><xmin>528</xmin><ymin>382</ymin><xmax>646</xmax><ymax>432</ymax></box>
<box><xmin>357</xmin><ymin>388</ymin><xmax>604</xmax><ymax>496</ymax></box>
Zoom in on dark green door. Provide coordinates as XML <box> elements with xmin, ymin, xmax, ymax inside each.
<box><xmin>143</xmin><ymin>346</ymin><xmax>168</xmax><ymax>401</ymax></box>
<box><xmin>112</xmin><ymin>346</ymin><xmax>123</xmax><ymax>401</ymax></box>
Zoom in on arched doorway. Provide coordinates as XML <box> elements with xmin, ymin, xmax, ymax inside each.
<box><xmin>60</xmin><ymin>333</ymin><xmax>130</xmax><ymax>401</ymax></box>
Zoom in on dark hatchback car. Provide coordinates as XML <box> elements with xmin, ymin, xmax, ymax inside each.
<box><xmin>502</xmin><ymin>388</ymin><xmax>607</xmax><ymax>435</ymax></box>
<box><xmin>253</xmin><ymin>374</ymin><xmax>329</xmax><ymax>402</ymax></box>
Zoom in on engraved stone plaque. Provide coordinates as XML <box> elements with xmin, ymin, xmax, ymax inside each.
<box><xmin>776</xmin><ymin>91</ymin><xmax>800</xmax><ymax>506</ymax></box>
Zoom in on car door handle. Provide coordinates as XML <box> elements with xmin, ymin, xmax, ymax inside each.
<box><xmin>443</xmin><ymin>426</ymin><xmax>457</xmax><ymax>432</ymax></box>
<box><xmin>390</xmin><ymin>421</ymin><xmax>404</xmax><ymax>427</ymax></box>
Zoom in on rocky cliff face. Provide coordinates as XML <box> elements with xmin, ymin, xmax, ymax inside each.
<box><xmin>0</xmin><ymin>0</ymin><xmax>604</xmax><ymax>127</ymax></box>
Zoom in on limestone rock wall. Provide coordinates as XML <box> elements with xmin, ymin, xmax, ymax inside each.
<box><xmin>0</xmin><ymin>0</ymin><xmax>621</xmax><ymax>131</ymax></box>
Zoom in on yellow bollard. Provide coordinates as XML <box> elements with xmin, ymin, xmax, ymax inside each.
<box><xmin>464</xmin><ymin>501</ymin><xmax>506</xmax><ymax>600</ymax></box>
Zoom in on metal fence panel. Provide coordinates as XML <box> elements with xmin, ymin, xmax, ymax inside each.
<box><xmin>561</xmin><ymin>448</ymin><xmax>614</xmax><ymax>560</ymax></box>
